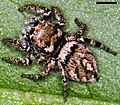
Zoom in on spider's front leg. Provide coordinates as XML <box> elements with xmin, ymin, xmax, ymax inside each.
<box><xmin>52</xmin><ymin>6</ymin><xmax>65</xmax><ymax>27</ymax></box>
<box><xmin>2</xmin><ymin>37</ymin><xmax>31</xmax><ymax>52</ymax></box>
<box><xmin>21</xmin><ymin>58</ymin><xmax>56</xmax><ymax>80</ymax></box>
<box><xmin>75</xmin><ymin>18</ymin><xmax>117</xmax><ymax>56</ymax></box>
<box><xmin>19</xmin><ymin>4</ymin><xmax>51</xmax><ymax>18</ymax></box>
<box><xmin>2</xmin><ymin>25</ymin><xmax>35</xmax><ymax>52</ymax></box>
<box><xmin>19</xmin><ymin>4</ymin><xmax>51</xmax><ymax>25</ymax></box>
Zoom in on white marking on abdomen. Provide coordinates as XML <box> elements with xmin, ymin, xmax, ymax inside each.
<box><xmin>58</xmin><ymin>41</ymin><xmax>78</xmax><ymax>62</ymax></box>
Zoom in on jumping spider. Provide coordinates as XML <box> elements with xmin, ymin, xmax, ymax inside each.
<box><xmin>2</xmin><ymin>4</ymin><xmax>117</xmax><ymax>102</ymax></box>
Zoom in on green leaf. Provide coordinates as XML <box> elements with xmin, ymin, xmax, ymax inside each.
<box><xmin>0</xmin><ymin>0</ymin><xmax>120</xmax><ymax>105</ymax></box>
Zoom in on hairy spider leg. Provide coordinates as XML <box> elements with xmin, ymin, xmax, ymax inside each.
<box><xmin>2</xmin><ymin>26</ymin><xmax>37</xmax><ymax>65</ymax></box>
<box><xmin>2</xmin><ymin>53</ymin><xmax>36</xmax><ymax>65</ymax></box>
<box><xmin>19</xmin><ymin>4</ymin><xmax>51</xmax><ymax>25</ymax></box>
<box><xmin>2</xmin><ymin>26</ymin><xmax>35</xmax><ymax>52</ymax></box>
<box><xmin>2</xmin><ymin>38</ymin><xmax>31</xmax><ymax>52</ymax></box>
<box><xmin>51</xmin><ymin>6</ymin><xmax>65</xmax><ymax>27</ymax></box>
<box><xmin>74</xmin><ymin>18</ymin><xmax>117</xmax><ymax>56</ymax></box>
<box><xmin>19</xmin><ymin>4</ymin><xmax>65</xmax><ymax>27</ymax></box>
<box><xmin>21</xmin><ymin>58</ymin><xmax>56</xmax><ymax>80</ymax></box>
<box><xmin>65</xmin><ymin>18</ymin><xmax>86</xmax><ymax>42</ymax></box>
<box><xmin>77</xmin><ymin>36</ymin><xmax>117</xmax><ymax>55</ymax></box>
<box><xmin>21</xmin><ymin>56</ymin><xmax>68</xmax><ymax>102</ymax></box>
<box><xmin>57</xmin><ymin>61</ymin><xmax>67</xmax><ymax>102</ymax></box>
<box><xmin>19</xmin><ymin>4</ymin><xmax>51</xmax><ymax>18</ymax></box>
<box><xmin>20</xmin><ymin>26</ymin><xmax>35</xmax><ymax>41</ymax></box>
<box><xmin>74</xmin><ymin>18</ymin><xmax>86</xmax><ymax>35</ymax></box>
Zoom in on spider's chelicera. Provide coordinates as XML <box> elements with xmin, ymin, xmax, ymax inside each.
<box><xmin>2</xmin><ymin>4</ymin><xmax>117</xmax><ymax>102</ymax></box>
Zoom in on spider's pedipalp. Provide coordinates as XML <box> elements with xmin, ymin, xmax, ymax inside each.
<box><xmin>21</xmin><ymin>26</ymin><xmax>35</xmax><ymax>39</ymax></box>
<box><xmin>24</xmin><ymin>16</ymin><xmax>41</xmax><ymax>25</ymax></box>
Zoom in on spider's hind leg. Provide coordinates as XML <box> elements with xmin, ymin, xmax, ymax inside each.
<box><xmin>24</xmin><ymin>16</ymin><xmax>40</xmax><ymax>25</ymax></box>
<box><xmin>76</xmin><ymin>33</ymin><xmax>117</xmax><ymax>56</ymax></box>
<box><xmin>57</xmin><ymin>61</ymin><xmax>67</xmax><ymax>102</ymax></box>
<box><xmin>84</xmin><ymin>37</ymin><xmax>117</xmax><ymax>56</ymax></box>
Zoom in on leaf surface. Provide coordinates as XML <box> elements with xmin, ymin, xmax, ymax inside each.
<box><xmin>0</xmin><ymin>0</ymin><xmax>120</xmax><ymax>104</ymax></box>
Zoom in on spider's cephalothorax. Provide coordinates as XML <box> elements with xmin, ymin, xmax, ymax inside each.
<box><xmin>2</xmin><ymin>4</ymin><xmax>117</xmax><ymax>102</ymax></box>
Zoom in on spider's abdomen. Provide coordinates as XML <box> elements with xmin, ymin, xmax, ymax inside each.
<box><xmin>58</xmin><ymin>41</ymin><xmax>98</xmax><ymax>82</ymax></box>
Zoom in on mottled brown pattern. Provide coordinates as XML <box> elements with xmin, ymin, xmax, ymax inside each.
<box><xmin>2</xmin><ymin>4</ymin><xmax>117</xmax><ymax>102</ymax></box>
<box><xmin>32</xmin><ymin>20</ymin><xmax>62</xmax><ymax>52</ymax></box>
<box><xmin>62</xmin><ymin>43</ymin><xmax>98</xmax><ymax>82</ymax></box>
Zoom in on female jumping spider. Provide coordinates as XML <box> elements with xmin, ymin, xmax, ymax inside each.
<box><xmin>2</xmin><ymin>4</ymin><xmax>117</xmax><ymax>102</ymax></box>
